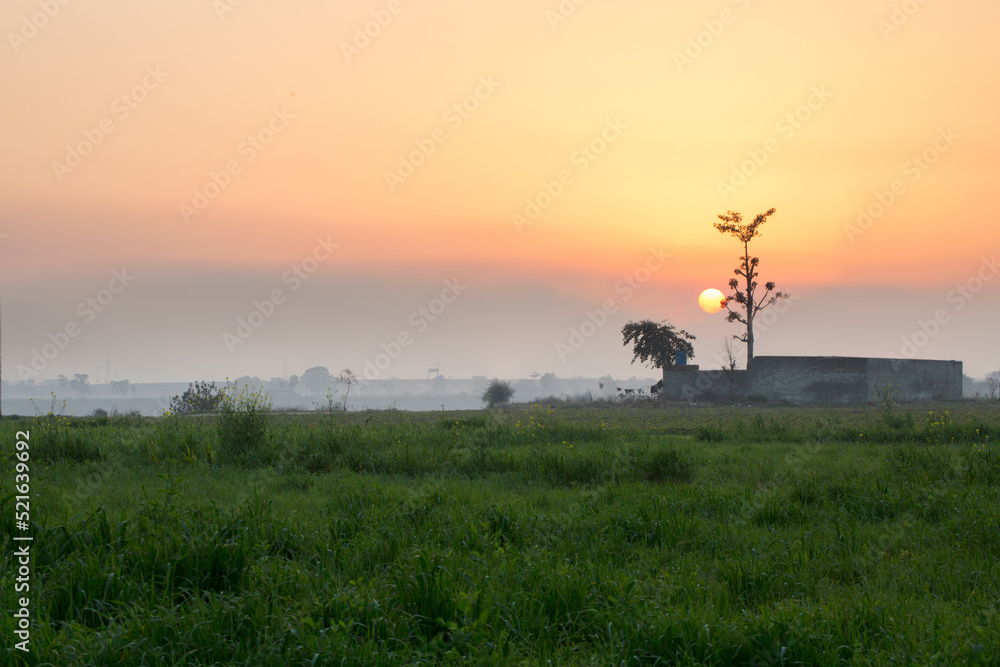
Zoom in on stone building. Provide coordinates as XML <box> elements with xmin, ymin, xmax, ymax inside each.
<box><xmin>660</xmin><ymin>356</ymin><xmax>962</xmax><ymax>404</ymax></box>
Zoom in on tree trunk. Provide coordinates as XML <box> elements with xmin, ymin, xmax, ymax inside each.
<box><xmin>743</xmin><ymin>238</ymin><xmax>755</xmax><ymax>371</ymax></box>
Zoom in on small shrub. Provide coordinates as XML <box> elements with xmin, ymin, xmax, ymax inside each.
<box><xmin>481</xmin><ymin>379</ymin><xmax>514</xmax><ymax>408</ymax></box>
<box><xmin>871</xmin><ymin>378</ymin><xmax>900</xmax><ymax>423</ymax></box>
<box><xmin>112</xmin><ymin>408</ymin><xmax>144</xmax><ymax>420</ymax></box>
<box><xmin>170</xmin><ymin>381</ymin><xmax>223</xmax><ymax>414</ymax></box>
<box><xmin>883</xmin><ymin>412</ymin><xmax>914</xmax><ymax>430</ymax></box>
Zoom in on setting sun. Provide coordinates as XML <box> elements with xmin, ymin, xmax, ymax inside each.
<box><xmin>698</xmin><ymin>288</ymin><xmax>726</xmax><ymax>314</ymax></box>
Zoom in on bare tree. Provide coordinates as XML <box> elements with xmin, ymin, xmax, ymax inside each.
<box><xmin>714</xmin><ymin>208</ymin><xmax>788</xmax><ymax>370</ymax></box>
<box><xmin>720</xmin><ymin>337</ymin><xmax>741</xmax><ymax>371</ymax></box>
<box><xmin>338</xmin><ymin>369</ymin><xmax>357</xmax><ymax>411</ymax></box>
<box><xmin>987</xmin><ymin>371</ymin><xmax>1000</xmax><ymax>401</ymax></box>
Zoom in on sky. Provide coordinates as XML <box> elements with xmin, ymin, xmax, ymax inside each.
<box><xmin>2</xmin><ymin>0</ymin><xmax>998</xmax><ymax>385</ymax></box>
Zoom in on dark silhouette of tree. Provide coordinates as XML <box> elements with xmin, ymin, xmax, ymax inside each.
<box><xmin>714</xmin><ymin>208</ymin><xmax>788</xmax><ymax>370</ymax></box>
<box><xmin>70</xmin><ymin>373</ymin><xmax>90</xmax><ymax>396</ymax></box>
<box><xmin>539</xmin><ymin>372</ymin><xmax>559</xmax><ymax>395</ymax></box>
<box><xmin>621</xmin><ymin>320</ymin><xmax>695</xmax><ymax>369</ymax></box>
<box><xmin>301</xmin><ymin>366</ymin><xmax>332</xmax><ymax>396</ymax></box>
<box><xmin>235</xmin><ymin>375</ymin><xmax>262</xmax><ymax>388</ymax></box>
<box><xmin>481</xmin><ymin>379</ymin><xmax>514</xmax><ymax>408</ymax></box>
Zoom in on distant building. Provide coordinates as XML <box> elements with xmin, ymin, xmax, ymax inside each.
<box><xmin>660</xmin><ymin>356</ymin><xmax>962</xmax><ymax>404</ymax></box>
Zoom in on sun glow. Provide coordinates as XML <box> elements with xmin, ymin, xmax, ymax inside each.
<box><xmin>698</xmin><ymin>288</ymin><xmax>726</xmax><ymax>314</ymax></box>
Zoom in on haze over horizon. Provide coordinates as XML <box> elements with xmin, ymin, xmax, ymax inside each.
<box><xmin>2</xmin><ymin>0</ymin><xmax>998</xmax><ymax>386</ymax></box>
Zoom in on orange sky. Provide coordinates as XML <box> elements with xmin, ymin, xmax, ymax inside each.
<box><xmin>2</xmin><ymin>0</ymin><xmax>998</xmax><ymax>382</ymax></box>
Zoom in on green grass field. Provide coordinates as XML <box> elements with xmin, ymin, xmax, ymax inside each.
<box><xmin>2</xmin><ymin>400</ymin><xmax>999</xmax><ymax>665</ymax></box>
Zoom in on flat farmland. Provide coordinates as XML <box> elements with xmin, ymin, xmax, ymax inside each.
<box><xmin>2</xmin><ymin>401</ymin><xmax>999</xmax><ymax>665</ymax></box>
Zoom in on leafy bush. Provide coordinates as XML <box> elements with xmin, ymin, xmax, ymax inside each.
<box><xmin>481</xmin><ymin>379</ymin><xmax>514</xmax><ymax>408</ymax></box>
<box><xmin>169</xmin><ymin>381</ymin><xmax>223</xmax><ymax>414</ymax></box>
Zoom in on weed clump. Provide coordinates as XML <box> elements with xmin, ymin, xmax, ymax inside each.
<box><xmin>217</xmin><ymin>384</ymin><xmax>274</xmax><ymax>467</ymax></box>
